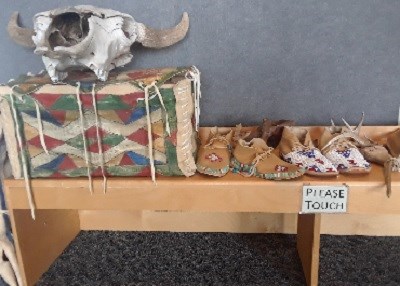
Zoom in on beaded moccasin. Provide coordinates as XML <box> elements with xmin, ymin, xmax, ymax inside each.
<box><xmin>329</xmin><ymin>114</ymin><xmax>399</xmax><ymax>196</ymax></box>
<box><xmin>196</xmin><ymin>127</ymin><xmax>233</xmax><ymax>177</ymax></box>
<box><xmin>278</xmin><ymin>127</ymin><xmax>338</xmax><ymax>176</ymax></box>
<box><xmin>231</xmin><ymin>138</ymin><xmax>305</xmax><ymax>180</ymax></box>
<box><xmin>319</xmin><ymin>125</ymin><xmax>371</xmax><ymax>174</ymax></box>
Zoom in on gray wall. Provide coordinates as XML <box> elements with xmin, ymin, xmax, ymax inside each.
<box><xmin>1</xmin><ymin>0</ymin><xmax>400</xmax><ymax>126</ymax></box>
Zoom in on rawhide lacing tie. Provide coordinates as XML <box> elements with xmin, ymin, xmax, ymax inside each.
<box><xmin>204</xmin><ymin>135</ymin><xmax>230</xmax><ymax>149</ymax></box>
<box><xmin>91</xmin><ymin>84</ymin><xmax>107</xmax><ymax>193</ymax></box>
<box><xmin>142</xmin><ymin>81</ymin><xmax>171</xmax><ymax>183</ymax></box>
<box><xmin>76</xmin><ymin>82</ymin><xmax>93</xmax><ymax>194</ymax></box>
<box><xmin>384</xmin><ymin>157</ymin><xmax>400</xmax><ymax>198</ymax></box>
<box><xmin>244</xmin><ymin>147</ymin><xmax>274</xmax><ymax>177</ymax></box>
<box><xmin>33</xmin><ymin>100</ymin><xmax>49</xmax><ymax>154</ymax></box>
<box><xmin>9</xmin><ymin>85</ymin><xmax>36</xmax><ymax>219</ymax></box>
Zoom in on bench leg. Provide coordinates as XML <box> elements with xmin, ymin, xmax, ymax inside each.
<box><xmin>9</xmin><ymin>209</ymin><xmax>80</xmax><ymax>286</ymax></box>
<box><xmin>297</xmin><ymin>213</ymin><xmax>321</xmax><ymax>286</ymax></box>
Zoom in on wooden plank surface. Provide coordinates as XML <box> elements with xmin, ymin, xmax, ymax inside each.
<box><xmin>78</xmin><ymin>211</ymin><xmax>400</xmax><ymax>236</ymax></box>
<box><xmin>2</xmin><ymin>126</ymin><xmax>399</xmax><ymax>286</ymax></box>
<box><xmin>320</xmin><ymin>214</ymin><xmax>400</xmax><ymax>236</ymax></box>
<box><xmin>8</xmin><ymin>209</ymin><xmax>80</xmax><ymax>286</ymax></box>
<box><xmin>3</xmin><ymin>164</ymin><xmax>400</xmax><ymax>214</ymax></box>
<box><xmin>297</xmin><ymin>214</ymin><xmax>321</xmax><ymax>286</ymax></box>
<box><xmin>79</xmin><ymin>210</ymin><xmax>298</xmax><ymax>233</ymax></box>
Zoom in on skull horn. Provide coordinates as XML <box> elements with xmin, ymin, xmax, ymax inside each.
<box><xmin>7</xmin><ymin>12</ymin><xmax>35</xmax><ymax>48</ymax></box>
<box><xmin>137</xmin><ymin>12</ymin><xmax>189</xmax><ymax>49</ymax></box>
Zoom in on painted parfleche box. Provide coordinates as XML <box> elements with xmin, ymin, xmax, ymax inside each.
<box><xmin>0</xmin><ymin>67</ymin><xmax>200</xmax><ymax>181</ymax></box>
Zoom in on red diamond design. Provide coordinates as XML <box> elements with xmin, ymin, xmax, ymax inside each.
<box><xmin>48</xmin><ymin>110</ymin><xmax>66</xmax><ymax>125</ymax></box>
<box><xmin>120</xmin><ymin>92</ymin><xmax>144</xmax><ymax>107</ymax></box>
<box><xmin>90</xmin><ymin>167</ymin><xmax>108</xmax><ymax>177</ymax></box>
<box><xmin>28</xmin><ymin>135</ymin><xmax>65</xmax><ymax>150</ymax></box>
<box><xmin>115</xmin><ymin>110</ymin><xmax>132</xmax><ymax>123</ymax></box>
<box><xmin>84</xmin><ymin>126</ymin><xmax>106</xmax><ymax>139</ymax></box>
<box><xmin>32</xmin><ymin>93</ymin><xmax>64</xmax><ymax>109</ymax></box>
<box><xmin>49</xmin><ymin>172</ymin><xmax>64</xmax><ymax>178</ymax></box>
<box><xmin>169</xmin><ymin>131</ymin><xmax>178</xmax><ymax>146</ymax></box>
<box><xmin>126</xmin><ymin>128</ymin><xmax>161</xmax><ymax>145</ymax></box>
<box><xmin>119</xmin><ymin>153</ymin><xmax>135</xmax><ymax>165</ymax></box>
<box><xmin>137</xmin><ymin>166</ymin><xmax>151</xmax><ymax>177</ymax></box>
<box><xmin>79</xmin><ymin>94</ymin><xmax>94</xmax><ymax>109</ymax></box>
<box><xmin>79</xmin><ymin>93</ymin><xmax>112</xmax><ymax>109</ymax></box>
<box><xmin>88</xmin><ymin>142</ymin><xmax>111</xmax><ymax>153</ymax></box>
<box><xmin>127</xmin><ymin>128</ymin><xmax>149</xmax><ymax>145</ymax></box>
<box><xmin>58</xmin><ymin>156</ymin><xmax>77</xmax><ymax>170</ymax></box>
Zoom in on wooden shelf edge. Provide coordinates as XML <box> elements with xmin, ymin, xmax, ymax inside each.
<box><xmin>4</xmin><ymin>166</ymin><xmax>399</xmax><ymax>214</ymax></box>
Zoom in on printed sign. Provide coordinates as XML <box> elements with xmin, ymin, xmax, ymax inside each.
<box><xmin>301</xmin><ymin>185</ymin><xmax>348</xmax><ymax>214</ymax></box>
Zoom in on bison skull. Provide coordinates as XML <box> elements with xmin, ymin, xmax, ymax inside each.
<box><xmin>8</xmin><ymin>5</ymin><xmax>189</xmax><ymax>82</ymax></box>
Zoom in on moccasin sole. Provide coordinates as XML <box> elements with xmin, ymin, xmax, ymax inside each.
<box><xmin>197</xmin><ymin>164</ymin><xmax>229</xmax><ymax>177</ymax></box>
<box><xmin>306</xmin><ymin>170</ymin><xmax>339</xmax><ymax>177</ymax></box>
<box><xmin>338</xmin><ymin>166</ymin><xmax>371</xmax><ymax>174</ymax></box>
<box><xmin>230</xmin><ymin>157</ymin><xmax>305</xmax><ymax>180</ymax></box>
<box><xmin>255</xmin><ymin>169</ymin><xmax>305</xmax><ymax>180</ymax></box>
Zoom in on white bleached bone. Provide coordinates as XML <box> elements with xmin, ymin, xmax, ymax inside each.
<box><xmin>8</xmin><ymin>5</ymin><xmax>189</xmax><ymax>82</ymax></box>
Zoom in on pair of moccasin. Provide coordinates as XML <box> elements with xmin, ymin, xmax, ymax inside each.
<box><xmin>264</xmin><ymin>113</ymin><xmax>374</xmax><ymax>176</ymax></box>
<box><xmin>196</xmin><ymin>122</ymin><xmax>367</xmax><ymax>179</ymax></box>
<box><xmin>318</xmin><ymin>127</ymin><xmax>372</xmax><ymax>175</ymax></box>
<box><xmin>280</xmin><ymin>117</ymin><xmax>400</xmax><ymax>196</ymax></box>
<box><xmin>272</xmin><ymin>125</ymin><xmax>370</xmax><ymax>177</ymax></box>
<box><xmin>317</xmin><ymin>114</ymin><xmax>400</xmax><ymax>196</ymax></box>
<box><xmin>248</xmin><ymin>119</ymin><xmax>374</xmax><ymax>177</ymax></box>
<box><xmin>196</xmin><ymin>123</ymin><xmax>400</xmax><ymax>193</ymax></box>
<box><xmin>278</xmin><ymin>127</ymin><xmax>340</xmax><ymax>176</ymax></box>
<box><xmin>196</xmin><ymin>127</ymin><xmax>305</xmax><ymax>180</ymax></box>
<box><xmin>245</xmin><ymin>118</ymin><xmax>339</xmax><ymax>177</ymax></box>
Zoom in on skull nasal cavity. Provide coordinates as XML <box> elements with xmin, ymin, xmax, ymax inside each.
<box><xmin>49</xmin><ymin>12</ymin><xmax>90</xmax><ymax>49</ymax></box>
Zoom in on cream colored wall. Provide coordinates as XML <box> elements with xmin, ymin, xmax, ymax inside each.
<box><xmin>79</xmin><ymin>211</ymin><xmax>400</xmax><ymax>236</ymax></box>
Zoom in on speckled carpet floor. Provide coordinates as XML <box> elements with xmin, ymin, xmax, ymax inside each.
<box><xmin>35</xmin><ymin>232</ymin><xmax>400</xmax><ymax>286</ymax></box>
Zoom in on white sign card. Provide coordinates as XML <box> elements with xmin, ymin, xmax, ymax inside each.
<box><xmin>301</xmin><ymin>185</ymin><xmax>348</xmax><ymax>214</ymax></box>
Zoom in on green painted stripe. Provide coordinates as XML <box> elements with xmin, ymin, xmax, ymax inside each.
<box><xmin>50</xmin><ymin>94</ymin><xmax>80</xmax><ymax>110</ymax></box>
<box><xmin>102</xmin><ymin>133</ymin><xmax>125</xmax><ymax>146</ymax></box>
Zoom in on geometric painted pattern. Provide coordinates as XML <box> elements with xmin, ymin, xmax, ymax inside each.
<box><xmin>6</xmin><ymin>67</ymin><xmax>196</xmax><ymax>178</ymax></box>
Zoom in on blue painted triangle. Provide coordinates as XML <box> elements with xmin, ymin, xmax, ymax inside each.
<box><xmin>127</xmin><ymin>151</ymin><xmax>149</xmax><ymax>165</ymax></box>
<box><xmin>127</xmin><ymin>151</ymin><xmax>164</xmax><ymax>166</ymax></box>
<box><xmin>24</xmin><ymin>110</ymin><xmax>62</xmax><ymax>127</ymax></box>
<box><xmin>128</xmin><ymin>106</ymin><xmax>160</xmax><ymax>123</ymax></box>
<box><xmin>37</xmin><ymin>154</ymin><xmax>65</xmax><ymax>170</ymax></box>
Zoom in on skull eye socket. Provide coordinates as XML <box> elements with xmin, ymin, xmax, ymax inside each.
<box><xmin>2</xmin><ymin>250</ymin><xmax>8</xmax><ymax>262</ymax></box>
<box><xmin>49</xmin><ymin>12</ymin><xmax>90</xmax><ymax>49</ymax></box>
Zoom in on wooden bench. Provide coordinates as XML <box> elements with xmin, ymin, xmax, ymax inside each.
<box><xmin>3</xmin><ymin>126</ymin><xmax>400</xmax><ymax>286</ymax></box>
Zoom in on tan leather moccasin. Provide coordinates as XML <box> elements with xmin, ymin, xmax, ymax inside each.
<box><xmin>196</xmin><ymin>127</ymin><xmax>233</xmax><ymax>177</ymax></box>
<box><xmin>278</xmin><ymin>127</ymin><xmax>338</xmax><ymax>176</ymax></box>
<box><xmin>231</xmin><ymin>138</ymin><xmax>305</xmax><ymax>180</ymax></box>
